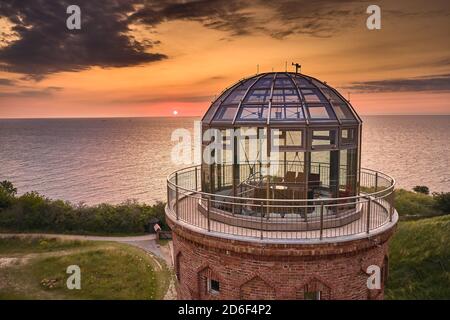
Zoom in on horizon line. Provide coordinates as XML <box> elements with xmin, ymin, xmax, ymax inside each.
<box><xmin>0</xmin><ymin>114</ymin><xmax>449</xmax><ymax>120</ymax></box>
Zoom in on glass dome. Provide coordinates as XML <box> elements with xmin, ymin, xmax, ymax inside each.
<box><xmin>200</xmin><ymin>71</ymin><xmax>363</xmax><ymax>210</ymax></box>
<box><xmin>202</xmin><ymin>72</ymin><xmax>361</xmax><ymax>125</ymax></box>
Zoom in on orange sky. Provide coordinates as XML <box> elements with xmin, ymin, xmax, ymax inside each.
<box><xmin>0</xmin><ymin>0</ymin><xmax>449</xmax><ymax>118</ymax></box>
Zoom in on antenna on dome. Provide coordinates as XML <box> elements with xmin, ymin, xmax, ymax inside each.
<box><xmin>292</xmin><ymin>62</ymin><xmax>301</xmax><ymax>73</ymax></box>
<box><xmin>347</xmin><ymin>92</ymin><xmax>351</xmax><ymax>102</ymax></box>
<box><xmin>256</xmin><ymin>64</ymin><xmax>259</xmax><ymax>74</ymax></box>
<box><xmin>285</xmin><ymin>61</ymin><xmax>287</xmax><ymax>72</ymax></box>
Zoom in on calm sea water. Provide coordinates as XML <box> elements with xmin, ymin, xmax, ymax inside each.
<box><xmin>0</xmin><ymin>116</ymin><xmax>448</xmax><ymax>205</ymax></box>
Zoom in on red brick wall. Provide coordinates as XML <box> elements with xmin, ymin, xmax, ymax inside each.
<box><xmin>169</xmin><ymin>218</ymin><xmax>395</xmax><ymax>300</ymax></box>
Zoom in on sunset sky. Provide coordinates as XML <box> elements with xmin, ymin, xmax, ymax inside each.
<box><xmin>0</xmin><ymin>0</ymin><xmax>449</xmax><ymax>118</ymax></box>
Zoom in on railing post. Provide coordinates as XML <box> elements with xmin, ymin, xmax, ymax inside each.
<box><xmin>167</xmin><ymin>183</ymin><xmax>170</xmax><ymax>209</ymax></box>
<box><xmin>366</xmin><ymin>196</ymin><xmax>371</xmax><ymax>234</ymax></box>
<box><xmin>320</xmin><ymin>202</ymin><xmax>324</xmax><ymax>240</ymax></box>
<box><xmin>207</xmin><ymin>196</ymin><xmax>211</xmax><ymax>232</ymax></box>
<box><xmin>175</xmin><ymin>172</ymin><xmax>179</xmax><ymax>220</ymax></box>
<box><xmin>389</xmin><ymin>190</ymin><xmax>395</xmax><ymax>222</ymax></box>
<box><xmin>260</xmin><ymin>202</ymin><xmax>264</xmax><ymax>240</ymax></box>
<box><xmin>195</xmin><ymin>166</ymin><xmax>198</xmax><ymax>191</ymax></box>
<box><xmin>375</xmin><ymin>172</ymin><xmax>378</xmax><ymax>192</ymax></box>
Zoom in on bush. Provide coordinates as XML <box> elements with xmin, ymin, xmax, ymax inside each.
<box><xmin>0</xmin><ymin>182</ymin><xmax>169</xmax><ymax>235</ymax></box>
<box><xmin>0</xmin><ymin>180</ymin><xmax>17</xmax><ymax>210</ymax></box>
<box><xmin>432</xmin><ymin>192</ymin><xmax>450</xmax><ymax>214</ymax></box>
<box><xmin>413</xmin><ymin>185</ymin><xmax>430</xmax><ymax>195</ymax></box>
<box><xmin>394</xmin><ymin>189</ymin><xmax>440</xmax><ymax>217</ymax></box>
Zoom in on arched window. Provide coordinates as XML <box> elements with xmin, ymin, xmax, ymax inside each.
<box><xmin>175</xmin><ymin>252</ymin><xmax>182</xmax><ymax>281</ymax></box>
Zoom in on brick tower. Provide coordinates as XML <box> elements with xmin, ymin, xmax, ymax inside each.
<box><xmin>166</xmin><ymin>72</ymin><xmax>397</xmax><ymax>300</ymax></box>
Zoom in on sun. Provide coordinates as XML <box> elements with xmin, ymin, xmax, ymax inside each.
<box><xmin>173</xmin><ymin>110</ymin><xmax>178</xmax><ymax>116</ymax></box>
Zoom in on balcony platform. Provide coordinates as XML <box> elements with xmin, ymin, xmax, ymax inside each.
<box><xmin>166</xmin><ymin>166</ymin><xmax>397</xmax><ymax>243</ymax></box>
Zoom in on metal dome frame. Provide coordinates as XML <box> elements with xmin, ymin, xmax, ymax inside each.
<box><xmin>202</xmin><ymin>72</ymin><xmax>362</xmax><ymax>126</ymax></box>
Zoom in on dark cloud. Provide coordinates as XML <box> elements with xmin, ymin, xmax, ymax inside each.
<box><xmin>1</xmin><ymin>0</ymin><xmax>449</xmax><ymax>80</ymax></box>
<box><xmin>108</xmin><ymin>94</ymin><xmax>213</xmax><ymax>105</ymax></box>
<box><xmin>0</xmin><ymin>78</ymin><xmax>15</xmax><ymax>86</ymax></box>
<box><xmin>0</xmin><ymin>86</ymin><xmax>63</xmax><ymax>98</ymax></box>
<box><xmin>129</xmin><ymin>0</ymin><xmax>367</xmax><ymax>39</ymax></box>
<box><xmin>129</xmin><ymin>0</ymin><xmax>255</xmax><ymax>36</ymax></box>
<box><xmin>260</xmin><ymin>0</ymin><xmax>367</xmax><ymax>38</ymax></box>
<box><xmin>0</xmin><ymin>0</ymin><xmax>166</xmax><ymax>80</ymax></box>
<box><xmin>345</xmin><ymin>74</ymin><xmax>450</xmax><ymax>93</ymax></box>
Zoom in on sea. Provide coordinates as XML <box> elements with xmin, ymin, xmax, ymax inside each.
<box><xmin>0</xmin><ymin>115</ymin><xmax>448</xmax><ymax>205</ymax></box>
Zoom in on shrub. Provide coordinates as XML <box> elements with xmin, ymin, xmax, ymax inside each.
<box><xmin>413</xmin><ymin>185</ymin><xmax>430</xmax><ymax>195</ymax></box>
<box><xmin>0</xmin><ymin>182</ymin><xmax>169</xmax><ymax>235</ymax></box>
<box><xmin>0</xmin><ymin>180</ymin><xmax>17</xmax><ymax>196</ymax></box>
<box><xmin>0</xmin><ymin>180</ymin><xmax>17</xmax><ymax>210</ymax></box>
<box><xmin>0</xmin><ymin>188</ymin><xmax>14</xmax><ymax>210</ymax></box>
<box><xmin>432</xmin><ymin>192</ymin><xmax>450</xmax><ymax>214</ymax></box>
<box><xmin>394</xmin><ymin>189</ymin><xmax>440</xmax><ymax>217</ymax></box>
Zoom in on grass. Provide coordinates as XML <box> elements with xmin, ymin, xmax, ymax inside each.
<box><xmin>0</xmin><ymin>228</ymin><xmax>148</xmax><ymax>237</ymax></box>
<box><xmin>0</xmin><ymin>237</ymin><xmax>171</xmax><ymax>300</ymax></box>
<box><xmin>0</xmin><ymin>236</ymin><xmax>95</xmax><ymax>255</ymax></box>
<box><xmin>386</xmin><ymin>215</ymin><xmax>450</xmax><ymax>299</ymax></box>
<box><xmin>394</xmin><ymin>189</ymin><xmax>443</xmax><ymax>218</ymax></box>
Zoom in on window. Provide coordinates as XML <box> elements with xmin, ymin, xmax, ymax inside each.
<box><xmin>175</xmin><ymin>253</ymin><xmax>182</xmax><ymax>281</ymax></box>
<box><xmin>272</xmin><ymin>129</ymin><xmax>304</xmax><ymax>150</ymax></box>
<box><xmin>301</xmin><ymin>89</ymin><xmax>327</xmax><ymax>103</ymax></box>
<box><xmin>245</xmin><ymin>89</ymin><xmax>271</xmax><ymax>103</ymax></box>
<box><xmin>208</xmin><ymin>278</ymin><xmax>220</xmax><ymax>294</ymax></box>
<box><xmin>237</xmin><ymin>105</ymin><xmax>269</xmax><ymax>121</ymax></box>
<box><xmin>307</xmin><ymin>104</ymin><xmax>335</xmax><ymax>120</ymax></box>
<box><xmin>304</xmin><ymin>291</ymin><xmax>321</xmax><ymax>300</ymax></box>
<box><xmin>274</xmin><ymin>76</ymin><xmax>292</xmax><ymax>87</ymax></box>
<box><xmin>312</xmin><ymin>130</ymin><xmax>337</xmax><ymax>149</ymax></box>
<box><xmin>308</xmin><ymin>105</ymin><xmax>330</xmax><ymax>119</ymax></box>
<box><xmin>320</xmin><ymin>88</ymin><xmax>345</xmax><ymax>104</ymax></box>
<box><xmin>254</xmin><ymin>76</ymin><xmax>273</xmax><ymax>88</ymax></box>
<box><xmin>293</xmin><ymin>77</ymin><xmax>313</xmax><ymax>88</ymax></box>
<box><xmin>272</xmin><ymin>89</ymin><xmax>300</xmax><ymax>103</ymax></box>
<box><xmin>333</xmin><ymin>103</ymin><xmax>355</xmax><ymax>120</ymax></box>
<box><xmin>223</xmin><ymin>89</ymin><xmax>246</xmax><ymax>104</ymax></box>
<box><xmin>214</xmin><ymin>105</ymin><xmax>237</xmax><ymax>121</ymax></box>
<box><xmin>270</xmin><ymin>105</ymin><xmax>304</xmax><ymax>121</ymax></box>
<box><xmin>341</xmin><ymin>128</ymin><xmax>356</xmax><ymax>145</ymax></box>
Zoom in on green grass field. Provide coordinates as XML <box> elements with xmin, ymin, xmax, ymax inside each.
<box><xmin>386</xmin><ymin>215</ymin><xmax>450</xmax><ymax>299</ymax></box>
<box><xmin>0</xmin><ymin>237</ymin><xmax>171</xmax><ymax>300</ymax></box>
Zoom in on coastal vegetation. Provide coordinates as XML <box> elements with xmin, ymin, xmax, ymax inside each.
<box><xmin>0</xmin><ymin>180</ymin><xmax>448</xmax><ymax>234</ymax></box>
<box><xmin>0</xmin><ymin>237</ymin><xmax>171</xmax><ymax>299</ymax></box>
<box><xmin>394</xmin><ymin>187</ymin><xmax>449</xmax><ymax>219</ymax></box>
<box><xmin>0</xmin><ymin>181</ymin><xmax>167</xmax><ymax>235</ymax></box>
<box><xmin>386</xmin><ymin>214</ymin><xmax>450</xmax><ymax>299</ymax></box>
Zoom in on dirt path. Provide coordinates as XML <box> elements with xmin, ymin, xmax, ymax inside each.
<box><xmin>0</xmin><ymin>233</ymin><xmax>156</xmax><ymax>242</ymax></box>
<box><xmin>0</xmin><ymin>232</ymin><xmax>176</xmax><ymax>299</ymax></box>
<box><xmin>0</xmin><ymin>232</ymin><xmax>165</xmax><ymax>259</ymax></box>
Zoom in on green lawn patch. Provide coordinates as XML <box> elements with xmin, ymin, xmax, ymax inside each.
<box><xmin>0</xmin><ymin>238</ymin><xmax>171</xmax><ymax>300</ymax></box>
<box><xmin>0</xmin><ymin>236</ymin><xmax>95</xmax><ymax>255</ymax></box>
<box><xmin>386</xmin><ymin>215</ymin><xmax>450</xmax><ymax>299</ymax></box>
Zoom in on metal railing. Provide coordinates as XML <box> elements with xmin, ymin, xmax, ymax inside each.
<box><xmin>166</xmin><ymin>164</ymin><xmax>396</xmax><ymax>241</ymax></box>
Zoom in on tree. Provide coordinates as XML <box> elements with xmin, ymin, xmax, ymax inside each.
<box><xmin>432</xmin><ymin>192</ymin><xmax>450</xmax><ymax>214</ymax></box>
<box><xmin>0</xmin><ymin>180</ymin><xmax>17</xmax><ymax>209</ymax></box>
<box><xmin>413</xmin><ymin>185</ymin><xmax>429</xmax><ymax>195</ymax></box>
<box><xmin>0</xmin><ymin>181</ymin><xmax>17</xmax><ymax>197</ymax></box>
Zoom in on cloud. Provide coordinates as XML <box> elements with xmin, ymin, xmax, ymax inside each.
<box><xmin>1</xmin><ymin>0</ymin><xmax>449</xmax><ymax>80</ymax></box>
<box><xmin>344</xmin><ymin>74</ymin><xmax>450</xmax><ymax>93</ymax></box>
<box><xmin>129</xmin><ymin>0</ymin><xmax>372</xmax><ymax>39</ymax></box>
<box><xmin>0</xmin><ymin>86</ymin><xmax>63</xmax><ymax>98</ymax></box>
<box><xmin>129</xmin><ymin>0</ymin><xmax>255</xmax><ymax>37</ymax></box>
<box><xmin>0</xmin><ymin>78</ymin><xmax>15</xmax><ymax>86</ymax></box>
<box><xmin>0</xmin><ymin>0</ymin><xmax>167</xmax><ymax>80</ymax></box>
<box><xmin>108</xmin><ymin>94</ymin><xmax>214</xmax><ymax>105</ymax></box>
